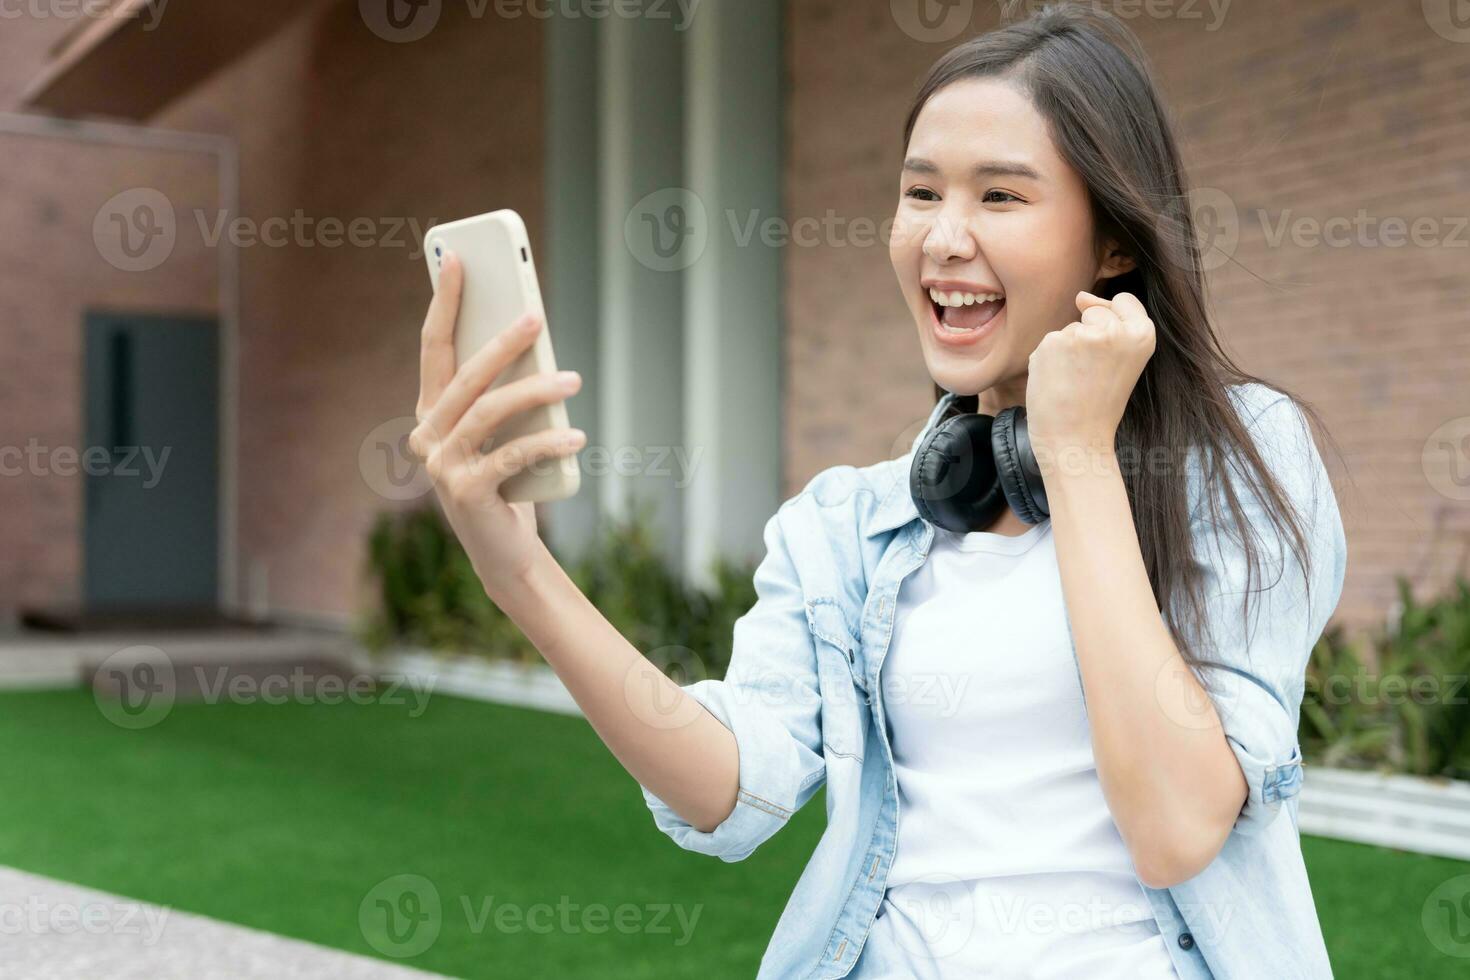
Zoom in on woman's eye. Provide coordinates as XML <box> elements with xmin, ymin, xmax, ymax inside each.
<box><xmin>904</xmin><ymin>187</ymin><xmax>939</xmax><ymax>202</ymax></box>
<box><xmin>983</xmin><ymin>190</ymin><xmax>1020</xmax><ymax>204</ymax></box>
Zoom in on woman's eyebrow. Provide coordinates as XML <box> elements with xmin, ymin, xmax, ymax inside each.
<box><xmin>902</xmin><ymin>157</ymin><xmax>1042</xmax><ymax>181</ymax></box>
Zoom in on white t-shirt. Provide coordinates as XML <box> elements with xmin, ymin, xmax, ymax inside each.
<box><xmin>848</xmin><ymin>519</ymin><xmax>1180</xmax><ymax>979</ymax></box>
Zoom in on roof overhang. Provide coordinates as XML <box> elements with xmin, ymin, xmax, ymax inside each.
<box><xmin>23</xmin><ymin>0</ymin><xmax>307</xmax><ymax>120</ymax></box>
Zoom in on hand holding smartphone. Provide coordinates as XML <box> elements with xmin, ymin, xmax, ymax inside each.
<box><xmin>409</xmin><ymin>209</ymin><xmax>584</xmax><ymax>595</ymax></box>
<box><xmin>409</xmin><ymin>214</ymin><xmax>742</xmax><ymax>866</ymax></box>
<box><xmin>421</xmin><ymin>209</ymin><xmax>581</xmax><ymax>504</ymax></box>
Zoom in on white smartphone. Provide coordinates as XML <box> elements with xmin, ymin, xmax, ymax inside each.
<box><xmin>423</xmin><ymin>209</ymin><xmax>580</xmax><ymax>503</ymax></box>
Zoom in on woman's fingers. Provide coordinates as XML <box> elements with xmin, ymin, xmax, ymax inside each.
<box><xmin>471</xmin><ymin>426</ymin><xmax>587</xmax><ymax>494</ymax></box>
<box><xmin>416</xmin><ymin>311</ymin><xmax>543</xmax><ymax>459</ymax></box>
<box><xmin>416</xmin><ymin>252</ymin><xmax>464</xmax><ymax>423</ymax></box>
<box><xmin>1077</xmin><ymin>289</ymin><xmax>1150</xmax><ymax>327</ymax></box>
<box><xmin>1108</xmin><ymin>291</ymin><xmax>1149</xmax><ymax>322</ymax></box>
<box><xmin>1079</xmin><ymin>304</ymin><xmax>1120</xmax><ymax>329</ymax></box>
<box><xmin>447</xmin><ymin>368</ymin><xmax>581</xmax><ymax>464</ymax></box>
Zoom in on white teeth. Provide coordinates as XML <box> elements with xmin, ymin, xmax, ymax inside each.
<box><xmin>928</xmin><ymin>288</ymin><xmax>1003</xmax><ymax>307</ymax></box>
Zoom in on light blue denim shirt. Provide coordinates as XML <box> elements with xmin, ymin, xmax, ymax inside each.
<box><xmin>641</xmin><ymin>382</ymin><xmax>1347</xmax><ymax>979</ymax></box>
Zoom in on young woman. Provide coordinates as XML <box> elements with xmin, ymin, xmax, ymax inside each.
<box><xmin>407</xmin><ymin>5</ymin><xmax>1346</xmax><ymax>978</ymax></box>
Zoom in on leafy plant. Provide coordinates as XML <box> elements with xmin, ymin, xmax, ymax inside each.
<box><xmin>1299</xmin><ymin>575</ymin><xmax>1470</xmax><ymax>780</ymax></box>
<box><xmin>363</xmin><ymin>507</ymin><xmax>1470</xmax><ymax>783</ymax></box>
<box><xmin>357</xmin><ymin>498</ymin><xmax>757</xmax><ymax>679</ymax></box>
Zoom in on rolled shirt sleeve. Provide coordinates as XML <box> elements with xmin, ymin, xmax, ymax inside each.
<box><xmin>640</xmin><ymin>503</ymin><xmax>829</xmax><ymax>862</ymax></box>
<box><xmin>1183</xmin><ymin>391</ymin><xmax>1348</xmax><ymax>837</ymax></box>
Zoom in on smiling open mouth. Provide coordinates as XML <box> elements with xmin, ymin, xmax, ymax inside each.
<box><xmin>929</xmin><ymin>287</ymin><xmax>1006</xmax><ymax>333</ymax></box>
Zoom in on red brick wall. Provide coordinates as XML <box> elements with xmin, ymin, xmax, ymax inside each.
<box><xmin>784</xmin><ymin>0</ymin><xmax>1470</xmax><ymax>628</ymax></box>
<box><xmin>0</xmin><ymin>3</ymin><xmax>544</xmax><ymax>624</ymax></box>
<box><xmin>150</xmin><ymin>2</ymin><xmax>545</xmax><ymax>622</ymax></box>
<box><xmin>0</xmin><ymin>136</ymin><xmax>218</xmax><ymax>614</ymax></box>
<box><xmin>0</xmin><ymin>18</ymin><xmax>210</xmax><ymax>615</ymax></box>
<box><xmin>4</xmin><ymin>1</ymin><xmax>1463</xmax><ymax>631</ymax></box>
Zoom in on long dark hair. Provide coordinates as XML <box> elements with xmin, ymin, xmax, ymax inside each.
<box><xmin>904</xmin><ymin>2</ymin><xmax>1343</xmax><ymax>676</ymax></box>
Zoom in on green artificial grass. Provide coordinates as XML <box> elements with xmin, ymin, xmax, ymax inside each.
<box><xmin>0</xmin><ymin>688</ymin><xmax>1464</xmax><ymax>978</ymax></box>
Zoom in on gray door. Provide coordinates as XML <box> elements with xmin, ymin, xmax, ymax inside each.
<box><xmin>84</xmin><ymin>313</ymin><xmax>219</xmax><ymax>609</ymax></box>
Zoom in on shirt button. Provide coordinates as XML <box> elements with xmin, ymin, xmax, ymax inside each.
<box><xmin>1178</xmin><ymin>932</ymin><xmax>1195</xmax><ymax>950</ymax></box>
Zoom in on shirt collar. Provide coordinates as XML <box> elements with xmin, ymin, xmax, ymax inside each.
<box><xmin>865</xmin><ymin>389</ymin><xmax>959</xmax><ymax>538</ymax></box>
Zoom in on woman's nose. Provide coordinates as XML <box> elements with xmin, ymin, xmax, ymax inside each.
<box><xmin>922</xmin><ymin>212</ymin><xmax>978</xmax><ymax>263</ymax></box>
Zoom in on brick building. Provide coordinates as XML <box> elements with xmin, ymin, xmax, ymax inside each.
<box><xmin>1</xmin><ymin>0</ymin><xmax>1466</xmax><ymax>633</ymax></box>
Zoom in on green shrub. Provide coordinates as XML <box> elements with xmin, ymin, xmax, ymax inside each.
<box><xmin>362</xmin><ymin>507</ymin><xmax>1470</xmax><ymax>782</ymax></box>
<box><xmin>357</xmin><ymin>499</ymin><xmax>756</xmax><ymax>678</ymax></box>
<box><xmin>1299</xmin><ymin>575</ymin><xmax>1470</xmax><ymax>779</ymax></box>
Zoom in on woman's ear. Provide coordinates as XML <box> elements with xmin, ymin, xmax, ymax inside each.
<box><xmin>1094</xmin><ymin>239</ymin><xmax>1138</xmax><ymax>285</ymax></box>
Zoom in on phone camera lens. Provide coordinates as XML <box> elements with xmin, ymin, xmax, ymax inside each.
<box><xmin>434</xmin><ymin>245</ymin><xmax>443</xmax><ymax>257</ymax></box>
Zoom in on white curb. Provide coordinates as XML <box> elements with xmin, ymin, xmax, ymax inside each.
<box><xmin>376</xmin><ymin>648</ymin><xmax>583</xmax><ymax>717</ymax></box>
<box><xmin>1298</xmin><ymin>765</ymin><xmax>1470</xmax><ymax>861</ymax></box>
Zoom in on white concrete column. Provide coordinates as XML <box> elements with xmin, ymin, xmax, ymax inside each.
<box><xmin>682</xmin><ymin>0</ymin><xmax>784</xmax><ymax>586</ymax></box>
<box><xmin>540</xmin><ymin>12</ymin><xmax>601</xmax><ymax>562</ymax></box>
<box><xmin>598</xmin><ymin>10</ymin><xmax>687</xmax><ymax>570</ymax></box>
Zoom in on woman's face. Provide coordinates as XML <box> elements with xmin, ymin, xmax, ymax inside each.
<box><xmin>890</xmin><ymin>76</ymin><xmax>1133</xmax><ymax>413</ymax></box>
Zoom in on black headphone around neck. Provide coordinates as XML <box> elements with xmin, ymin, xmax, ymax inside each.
<box><xmin>909</xmin><ymin>398</ymin><xmax>1050</xmax><ymax>534</ymax></box>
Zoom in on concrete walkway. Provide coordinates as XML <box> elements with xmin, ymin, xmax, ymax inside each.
<box><xmin>0</xmin><ymin>867</ymin><xmax>451</xmax><ymax>980</ymax></box>
<box><xmin>0</xmin><ymin>625</ymin><xmax>369</xmax><ymax>690</ymax></box>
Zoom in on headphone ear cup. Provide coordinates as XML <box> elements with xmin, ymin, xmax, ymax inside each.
<box><xmin>909</xmin><ymin>413</ymin><xmax>1007</xmax><ymax>533</ymax></box>
<box><xmin>992</xmin><ymin>406</ymin><xmax>1050</xmax><ymax>524</ymax></box>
